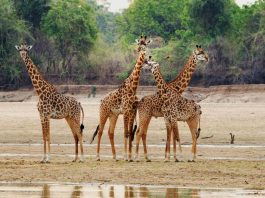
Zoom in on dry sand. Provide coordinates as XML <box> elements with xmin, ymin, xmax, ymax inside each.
<box><xmin>0</xmin><ymin>85</ymin><xmax>265</xmax><ymax>189</ymax></box>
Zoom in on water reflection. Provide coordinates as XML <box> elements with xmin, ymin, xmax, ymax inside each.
<box><xmin>39</xmin><ymin>184</ymin><xmax>198</xmax><ymax>198</ymax></box>
<box><xmin>0</xmin><ymin>183</ymin><xmax>264</xmax><ymax>198</ymax></box>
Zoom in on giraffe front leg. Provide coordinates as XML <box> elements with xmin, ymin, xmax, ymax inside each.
<box><xmin>108</xmin><ymin>114</ymin><xmax>118</xmax><ymax>161</ymax></box>
<box><xmin>123</xmin><ymin>114</ymin><xmax>129</xmax><ymax>161</ymax></box>
<box><xmin>128</xmin><ymin>115</ymin><xmax>134</xmax><ymax>162</ymax></box>
<box><xmin>164</xmin><ymin>122</ymin><xmax>172</xmax><ymax>162</ymax></box>
<box><xmin>135</xmin><ymin>128</ymin><xmax>141</xmax><ymax>162</ymax></box>
<box><xmin>172</xmin><ymin>122</ymin><xmax>182</xmax><ymax>162</ymax></box>
<box><xmin>40</xmin><ymin>117</ymin><xmax>50</xmax><ymax>163</ymax></box>
<box><xmin>187</xmin><ymin>118</ymin><xmax>198</xmax><ymax>162</ymax></box>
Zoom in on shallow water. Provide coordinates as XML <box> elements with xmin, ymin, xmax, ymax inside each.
<box><xmin>0</xmin><ymin>183</ymin><xmax>264</xmax><ymax>198</ymax></box>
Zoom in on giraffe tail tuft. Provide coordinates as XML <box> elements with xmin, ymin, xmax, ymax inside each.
<box><xmin>131</xmin><ymin>124</ymin><xmax>137</xmax><ymax>141</ymax></box>
<box><xmin>196</xmin><ymin>128</ymin><xmax>201</xmax><ymax>139</ymax></box>
<box><xmin>79</xmin><ymin>103</ymin><xmax>85</xmax><ymax>133</ymax></box>
<box><xmin>80</xmin><ymin>124</ymin><xmax>85</xmax><ymax>133</ymax></box>
<box><xmin>90</xmin><ymin>125</ymin><xmax>99</xmax><ymax>144</ymax></box>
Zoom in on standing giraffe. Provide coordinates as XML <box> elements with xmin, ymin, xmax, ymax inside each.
<box><xmin>15</xmin><ymin>43</ymin><xmax>85</xmax><ymax>163</ymax></box>
<box><xmin>135</xmin><ymin>46</ymin><xmax>208</xmax><ymax>162</ymax></box>
<box><xmin>90</xmin><ymin>36</ymin><xmax>151</xmax><ymax>161</ymax></box>
<box><xmin>142</xmin><ymin>58</ymin><xmax>202</xmax><ymax>162</ymax></box>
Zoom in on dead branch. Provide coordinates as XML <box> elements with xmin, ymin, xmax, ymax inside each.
<box><xmin>230</xmin><ymin>133</ymin><xmax>235</xmax><ymax>144</ymax></box>
<box><xmin>201</xmin><ymin>135</ymin><xmax>214</xmax><ymax>139</ymax></box>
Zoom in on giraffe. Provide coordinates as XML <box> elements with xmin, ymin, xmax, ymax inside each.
<box><xmin>142</xmin><ymin>58</ymin><xmax>202</xmax><ymax>162</ymax></box>
<box><xmin>15</xmin><ymin>43</ymin><xmax>85</xmax><ymax>163</ymax></box>
<box><xmin>135</xmin><ymin>45</ymin><xmax>208</xmax><ymax>162</ymax></box>
<box><xmin>90</xmin><ymin>36</ymin><xmax>151</xmax><ymax>161</ymax></box>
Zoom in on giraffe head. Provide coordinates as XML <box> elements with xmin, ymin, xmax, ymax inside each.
<box><xmin>15</xmin><ymin>43</ymin><xmax>32</xmax><ymax>57</ymax></box>
<box><xmin>135</xmin><ymin>35</ymin><xmax>152</xmax><ymax>52</ymax></box>
<box><xmin>143</xmin><ymin>56</ymin><xmax>159</xmax><ymax>73</ymax></box>
<box><xmin>194</xmin><ymin>45</ymin><xmax>209</xmax><ymax>62</ymax></box>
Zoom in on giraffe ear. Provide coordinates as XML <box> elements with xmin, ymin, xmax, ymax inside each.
<box><xmin>27</xmin><ymin>45</ymin><xmax>33</xmax><ymax>51</ymax></box>
<box><xmin>199</xmin><ymin>45</ymin><xmax>202</xmax><ymax>48</ymax></box>
<box><xmin>15</xmin><ymin>45</ymin><xmax>20</xmax><ymax>50</ymax></box>
<box><xmin>147</xmin><ymin>39</ymin><xmax>152</xmax><ymax>44</ymax></box>
<box><xmin>196</xmin><ymin>45</ymin><xmax>199</xmax><ymax>48</ymax></box>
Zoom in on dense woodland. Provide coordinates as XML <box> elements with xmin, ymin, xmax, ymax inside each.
<box><xmin>1</xmin><ymin>0</ymin><xmax>265</xmax><ymax>90</ymax></box>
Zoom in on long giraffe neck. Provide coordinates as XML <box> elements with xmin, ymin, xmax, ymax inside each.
<box><xmin>152</xmin><ymin>65</ymin><xmax>168</xmax><ymax>97</ymax></box>
<box><xmin>124</xmin><ymin>52</ymin><xmax>145</xmax><ymax>93</ymax></box>
<box><xmin>169</xmin><ymin>53</ymin><xmax>197</xmax><ymax>94</ymax></box>
<box><xmin>20</xmin><ymin>52</ymin><xmax>55</xmax><ymax>95</ymax></box>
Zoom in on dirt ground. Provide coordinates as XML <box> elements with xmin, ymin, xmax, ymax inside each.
<box><xmin>0</xmin><ymin>85</ymin><xmax>265</xmax><ymax>189</ymax></box>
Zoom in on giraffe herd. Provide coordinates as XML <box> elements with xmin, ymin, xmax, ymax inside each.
<box><xmin>15</xmin><ymin>36</ymin><xmax>208</xmax><ymax>163</ymax></box>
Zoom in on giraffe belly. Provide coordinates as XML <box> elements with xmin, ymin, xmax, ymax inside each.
<box><xmin>50</xmin><ymin>110</ymin><xmax>66</xmax><ymax>119</ymax></box>
<box><xmin>152</xmin><ymin>110</ymin><xmax>163</xmax><ymax>118</ymax></box>
<box><xmin>111</xmin><ymin>107</ymin><xmax>122</xmax><ymax>116</ymax></box>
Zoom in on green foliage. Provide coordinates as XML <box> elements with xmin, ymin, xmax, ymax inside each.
<box><xmin>41</xmin><ymin>0</ymin><xmax>97</xmax><ymax>75</ymax></box>
<box><xmin>189</xmin><ymin>0</ymin><xmax>237</xmax><ymax>37</ymax></box>
<box><xmin>117</xmin><ymin>0</ymin><xmax>190</xmax><ymax>42</ymax></box>
<box><xmin>13</xmin><ymin>0</ymin><xmax>51</xmax><ymax>29</ymax></box>
<box><xmin>2</xmin><ymin>0</ymin><xmax>265</xmax><ymax>88</ymax></box>
<box><xmin>95</xmin><ymin>7</ymin><xmax>120</xmax><ymax>43</ymax></box>
<box><xmin>0</xmin><ymin>0</ymin><xmax>31</xmax><ymax>88</ymax></box>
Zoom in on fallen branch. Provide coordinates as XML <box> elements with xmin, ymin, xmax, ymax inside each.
<box><xmin>201</xmin><ymin>135</ymin><xmax>214</xmax><ymax>139</ymax></box>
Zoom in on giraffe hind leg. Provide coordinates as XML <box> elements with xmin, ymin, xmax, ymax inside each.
<box><xmin>66</xmin><ymin>117</ymin><xmax>84</xmax><ymax>162</ymax></box>
<box><xmin>96</xmin><ymin>113</ymin><xmax>109</xmax><ymax>161</ymax></box>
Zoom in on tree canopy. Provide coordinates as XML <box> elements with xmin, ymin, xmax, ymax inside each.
<box><xmin>1</xmin><ymin>0</ymin><xmax>265</xmax><ymax>89</ymax></box>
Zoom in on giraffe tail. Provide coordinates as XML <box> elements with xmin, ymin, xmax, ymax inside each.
<box><xmin>90</xmin><ymin>125</ymin><xmax>99</xmax><ymax>144</ymax></box>
<box><xmin>131</xmin><ymin>109</ymin><xmax>138</xmax><ymax>141</ymax></box>
<box><xmin>196</xmin><ymin>116</ymin><xmax>201</xmax><ymax>139</ymax></box>
<box><xmin>79</xmin><ymin>103</ymin><xmax>85</xmax><ymax>133</ymax></box>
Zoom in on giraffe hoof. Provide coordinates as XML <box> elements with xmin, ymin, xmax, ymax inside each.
<box><xmin>79</xmin><ymin>160</ymin><xmax>84</xmax><ymax>163</ymax></box>
<box><xmin>146</xmin><ymin>159</ymin><xmax>151</xmax><ymax>162</ymax></box>
<box><xmin>164</xmin><ymin>159</ymin><xmax>170</xmax><ymax>163</ymax></box>
<box><xmin>96</xmin><ymin>158</ymin><xmax>101</xmax><ymax>161</ymax></box>
<box><xmin>128</xmin><ymin>159</ymin><xmax>133</xmax><ymax>162</ymax></box>
<box><xmin>40</xmin><ymin>160</ymin><xmax>46</xmax><ymax>164</ymax></box>
<box><xmin>46</xmin><ymin>161</ymin><xmax>50</xmax><ymax>164</ymax></box>
<box><xmin>72</xmin><ymin>159</ymin><xmax>77</xmax><ymax>162</ymax></box>
<box><xmin>188</xmin><ymin>159</ymin><xmax>195</xmax><ymax>163</ymax></box>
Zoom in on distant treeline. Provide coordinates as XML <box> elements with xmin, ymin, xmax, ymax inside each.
<box><xmin>1</xmin><ymin>0</ymin><xmax>265</xmax><ymax>90</ymax></box>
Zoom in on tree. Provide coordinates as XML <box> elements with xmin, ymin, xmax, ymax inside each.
<box><xmin>189</xmin><ymin>0</ymin><xmax>237</xmax><ymax>37</ymax></box>
<box><xmin>0</xmin><ymin>0</ymin><xmax>30</xmax><ymax>88</ymax></box>
<box><xmin>117</xmin><ymin>0</ymin><xmax>190</xmax><ymax>42</ymax></box>
<box><xmin>41</xmin><ymin>0</ymin><xmax>97</xmax><ymax>77</ymax></box>
<box><xmin>13</xmin><ymin>0</ymin><xmax>51</xmax><ymax>30</ymax></box>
